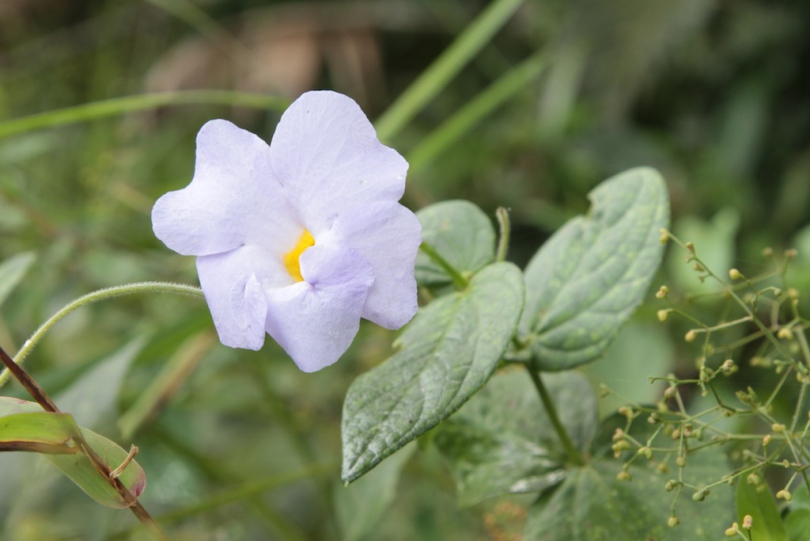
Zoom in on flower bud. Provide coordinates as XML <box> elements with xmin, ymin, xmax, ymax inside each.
<box><xmin>778</xmin><ymin>327</ymin><xmax>793</xmax><ymax>340</ymax></box>
<box><xmin>656</xmin><ymin>285</ymin><xmax>669</xmax><ymax>299</ymax></box>
<box><xmin>742</xmin><ymin>515</ymin><xmax>752</xmax><ymax>530</ymax></box>
<box><xmin>729</xmin><ymin>268</ymin><xmax>742</xmax><ymax>280</ymax></box>
<box><xmin>777</xmin><ymin>489</ymin><xmax>792</xmax><ymax>501</ymax></box>
<box><xmin>667</xmin><ymin>516</ymin><xmax>679</xmax><ymax>528</ymax></box>
<box><xmin>725</xmin><ymin>523</ymin><xmax>739</xmax><ymax>537</ymax></box>
<box><xmin>657</xmin><ymin>309</ymin><xmax>669</xmax><ymax>322</ymax></box>
<box><xmin>772</xmin><ymin>423</ymin><xmax>786</xmax><ymax>433</ymax></box>
<box><xmin>685</xmin><ymin>330</ymin><xmax>697</xmax><ymax>342</ymax></box>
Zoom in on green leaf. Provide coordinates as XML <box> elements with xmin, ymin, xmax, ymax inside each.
<box><xmin>433</xmin><ymin>371</ymin><xmax>596</xmax><ymax>506</ymax></box>
<box><xmin>336</xmin><ymin>443</ymin><xmax>416</xmax><ymax>541</ymax></box>
<box><xmin>47</xmin><ymin>428</ymin><xmax>146</xmax><ymax>509</ymax></box>
<box><xmin>520</xmin><ymin>167</ymin><xmax>669</xmax><ymax>371</ymax></box>
<box><xmin>0</xmin><ymin>398</ymin><xmax>79</xmax><ymax>454</ymax></box>
<box><xmin>342</xmin><ymin>262</ymin><xmax>524</xmax><ymax>483</ymax></box>
<box><xmin>736</xmin><ymin>478</ymin><xmax>788</xmax><ymax>541</ymax></box>
<box><xmin>0</xmin><ymin>397</ymin><xmax>146</xmax><ymax>508</ymax></box>
<box><xmin>0</xmin><ymin>252</ymin><xmax>35</xmax><ymax>308</ymax></box>
<box><xmin>524</xmin><ymin>413</ymin><xmax>732</xmax><ymax>540</ymax></box>
<box><xmin>415</xmin><ymin>200</ymin><xmax>495</xmax><ymax>286</ymax></box>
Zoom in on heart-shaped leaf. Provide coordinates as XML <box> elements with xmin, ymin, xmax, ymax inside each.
<box><xmin>520</xmin><ymin>167</ymin><xmax>669</xmax><ymax>370</ymax></box>
<box><xmin>523</xmin><ymin>412</ymin><xmax>732</xmax><ymax>540</ymax></box>
<box><xmin>415</xmin><ymin>200</ymin><xmax>495</xmax><ymax>285</ymax></box>
<box><xmin>433</xmin><ymin>371</ymin><xmax>596</xmax><ymax>506</ymax></box>
<box><xmin>342</xmin><ymin>262</ymin><xmax>524</xmax><ymax>483</ymax></box>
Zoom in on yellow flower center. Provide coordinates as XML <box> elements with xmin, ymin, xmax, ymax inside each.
<box><xmin>283</xmin><ymin>230</ymin><xmax>315</xmax><ymax>282</ymax></box>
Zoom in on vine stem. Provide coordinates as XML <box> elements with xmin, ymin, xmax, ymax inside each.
<box><xmin>525</xmin><ymin>360</ymin><xmax>585</xmax><ymax>466</ymax></box>
<box><xmin>0</xmin><ymin>281</ymin><xmax>204</xmax><ymax>388</ymax></box>
<box><xmin>0</xmin><ymin>344</ymin><xmax>169</xmax><ymax>540</ymax></box>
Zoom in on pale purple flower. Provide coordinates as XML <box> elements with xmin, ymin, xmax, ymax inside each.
<box><xmin>152</xmin><ymin>91</ymin><xmax>421</xmax><ymax>372</ymax></box>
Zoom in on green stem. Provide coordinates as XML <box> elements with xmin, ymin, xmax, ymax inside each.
<box><xmin>419</xmin><ymin>242</ymin><xmax>468</xmax><ymax>290</ymax></box>
<box><xmin>0</xmin><ymin>90</ymin><xmax>289</xmax><ymax>139</ymax></box>
<box><xmin>0</xmin><ymin>282</ymin><xmax>204</xmax><ymax>388</ymax></box>
<box><xmin>374</xmin><ymin>0</ymin><xmax>525</xmax><ymax>142</ymax></box>
<box><xmin>525</xmin><ymin>361</ymin><xmax>585</xmax><ymax>466</ymax></box>
<box><xmin>495</xmin><ymin>207</ymin><xmax>511</xmax><ymax>262</ymax></box>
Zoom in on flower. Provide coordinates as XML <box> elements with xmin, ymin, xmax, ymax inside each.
<box><xmin>152</xmin><ymin>91</ymin><xmax>421</xmax><ymax>372</ymax></box>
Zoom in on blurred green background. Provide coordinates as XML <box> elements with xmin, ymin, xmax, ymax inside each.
<box><xmin>0</xmin><ymin>0</ymin><xmax>808</xmax><ymax>539</ymax></box>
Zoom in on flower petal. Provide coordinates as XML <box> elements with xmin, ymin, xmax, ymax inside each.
<box><xmin>196</xmin><ymin>246</ymin><xmax>282</xmax><ymax>350</ymax></box>
<box><xmin>265</xmin><ymin>243</ymin><xmax>374</xmax><ymax>372</ymax></box>
<box><xmin>269</xmin><ymin>91</ymin><xmax>408</xmax><ymax>233</ymax></box>
<box><xmin>331</xmin><ymin>202</ymin><xmax>421</xmax><ymax>329</ymax></box>
<box><xmin>153</xmin><ymin>119</ymin><xmax>299</xmax><ymax>257</ymax></box>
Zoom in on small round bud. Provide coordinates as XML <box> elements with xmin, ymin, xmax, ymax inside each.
<box><xmin>725</xmin><ymin>523</ymin><xmax>739</xmax><ymax>537</ymax></box>
<box><xmin>618</xmin><ymin>406</ymin><xmax>634</xmax><ymax>419</ymax></box>
<box><xmin>685</xmin><ymin>330</ymin><xmax>697</xmax><ymax>343</ymax></box>
<box><xmin>693</xmin><ymin>262</ymin><xmax>705</xmax><ymax>272</ymax></box>
<box><xmin>676</xmin><ymin>456</ymin><xmax>686</xmax><ymax>468</ymax></box>
<box><xmin>659</xmin><ymin>232</ymin><xmax>669</xmax><ymax>244</ymax></box>
<box><xmin>664</xmin><ymin>386</ymin><xmax>678</xmax><ymax>399</ymax></box>
<box><xmin>616</xmin><ymin>470</ymin><xmax>632</xmax><ymax>481</ymax></box>
<box><xmin>648</xmin><ymin>413</ymin><xmax>660</xmax><ymax>424</ymax></box>
<box><xmin>785</xmin><ymin>248</ymin><xmax>798</xmax><ymax>258</ymax></box>
<box><xmin>788</xmin><ymin>288</ymin><xmax>799</xmax><ymax>299</ymax></box>
<box><xmin>720</xmin><ymin>359</ymin><xmax>735</xmax><ymax>374</ymax></box>
<box><xmin>777</xmin><ymin>489</ymin><xmax>792</xmax><ymax>501</ymax></box>
<box><xmin>685</xmin><ymin>242</ymin><xmax>695</xmax><ymax>252</ymax></box>
<box><xmin>778</xmin><ymin>327</ymin><xmax>793</xmax><ymax>340</ymax></box>
<box><xmin>747</xmin><ymin>473</ymin><xmax>760</xmax><ymax>485</ymax></box>
<box><xmin>665</xmin><ymin>480</ymin><xmax>678</xmax><ymax>492</ymax></box>
<box><xmin>656</xmin><ymin>285</ymin><xmax>669</xmax><ymax>299</ymax></box>
<box><xmin>657</xmin><ymin>309</ymin><xmax>669</xmax><ymax>322</ymax></box>
<box><xmin>772</xmin><ymin>423</ymin><xmax>786</xmax><ymax>433</ymax></box>
<box><xmin>667</xmin><ymin>516</ymin><xmax>679</xmax><ymax>528</ymax></box>
<box><xmin>742</xmin><ymin>515</ymin><xmax>752</xmax><ymax>530</ymax></box>
<box><xmin>763</xmin><ymin>434</ymin><xmax>772</xmax><ymax>446</ymax></box>
<box><xmin>692</xmin><ymin>489</ymin><xmax>707</xmax><ymax>502</ymax></box>
<box><xmin>729</xmin><ymin>268</ymin><xmax>742</xmax><ymax>280</ymax></box>
<box><xmin>762</xmin><ymin>247</ymin><xmax>773</xmax><ymax>257</ymax></box>
<box><xmin>612</xmin><ymin>428</ymin><xmax>625</xmax><ymax>442</ymax></box>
